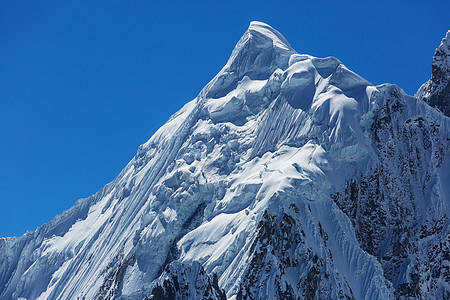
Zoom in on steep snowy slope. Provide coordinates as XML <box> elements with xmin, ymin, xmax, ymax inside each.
<box><xmin>1</xmin><ymin>22</ymin><xmax>449</xmax><ymax>300</ymax></box>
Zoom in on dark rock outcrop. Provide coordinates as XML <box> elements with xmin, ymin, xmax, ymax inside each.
<box><xmin>417</xmin><ymin>30</ymin><xmax>450</xmax><ymax>116</ymax></box>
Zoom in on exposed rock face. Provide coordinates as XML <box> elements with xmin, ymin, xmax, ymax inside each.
<box><xmin>236</xmin><ymin>209</ymin><xmax>356</xmax><ymax>300</ymax></box>
<box><xmin>0</xmin><ymin>22</ymin><xmax>449</xmax><ymax>300</ymax></box>
<box><xmin>417</xmin><ymin>30</ymin><xmax>450</xmax><ymax>116</ymax></box>
<box><xmin>334</xmin><ymin>85</ymin><xmax>449</xmax><ymax>299</ymax></box>
<box><xmin>149</xmin><ymin>261</ymin><xmax>226</xmax><ymax>300</ymax></box>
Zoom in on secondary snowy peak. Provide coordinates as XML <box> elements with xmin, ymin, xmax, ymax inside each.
<box><xmin>416</xmin><ymin>30</ymin><xmax>450</xmax><ymax>116</ymax></box>
<box><xmin>433</xmin><ymin>30</ymin><xmax>450</xmax><ymax>71</ymax></box>
<box><xmin>1</xmin><ymin>22</ymin><xmax>449</xmax><ymax>300</ymax></box>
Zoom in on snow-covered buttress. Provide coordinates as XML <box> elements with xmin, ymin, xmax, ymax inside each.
<box><xmin>1</xmin><ymin>22</ymin><xmax>449</xmax><ymax>300</ymax></box>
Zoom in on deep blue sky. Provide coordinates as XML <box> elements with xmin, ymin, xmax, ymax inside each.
<box><xmin>1</xmin><ymin>1</ymin><xmax>449</xmax><ymax>237</ymax></box>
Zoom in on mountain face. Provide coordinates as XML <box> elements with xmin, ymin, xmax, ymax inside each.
<box><xmin>416</xmin><ymin>30</ymin><xmax>450</xmax><ymax>116</ymax></box>
<box><xmin>1</xmin><ymin>22</ymin><xmax>449</xmax><ymax>300</ymax></box>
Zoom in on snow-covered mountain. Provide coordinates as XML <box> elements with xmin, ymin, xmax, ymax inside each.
<box><xmin>1</xmin><ymin>22</ymin><xmax>449</xmax><ymax>300</ymax></box>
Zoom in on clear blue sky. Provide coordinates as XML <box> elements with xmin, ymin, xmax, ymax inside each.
<box><xmin>1</xmin><ymin>1</ymin><xmax>449</xmax><ymax>237</ymax></box>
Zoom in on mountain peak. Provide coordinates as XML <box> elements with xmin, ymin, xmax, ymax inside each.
<box><xmin>433</xmin><ymin>30</ymin><xmax>450</xmax><ymax>71</ymax></box>
<box><xmin>1</xmin><ymin>22</ymin><xmax>450</xmax><ymax>300</ymax></box>
<box><xmin>247</xmin><ymin>21</ymin><xmax>292</xmax><ymax>51</ymax></box>
<box><xmin>202</xmin><ymin>22</ymin><xmax>295</xmax><ymax>98</ymax></box>
<box><xmin>416</xmin><ymin>30</ymin><xmax>450</xmax><ymax>116</ymax></box>
<box><xmin>225</xmin><ymin>21</ymin><xmax>294</xmax><ymax>73</ymax></box>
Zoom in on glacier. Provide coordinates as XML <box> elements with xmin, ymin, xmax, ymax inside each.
<box><xmin>1</xmin><ymin>21</ymin><xmax>449</xmax><ymax>300</ymax></box>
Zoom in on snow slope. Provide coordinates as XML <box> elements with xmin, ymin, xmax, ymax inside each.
<box><xmin>1</xmin><ymin>21</ymin><xmax>449</xmax><ymax>300</ymax></box>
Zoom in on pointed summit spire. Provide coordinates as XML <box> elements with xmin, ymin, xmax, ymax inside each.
<box><xmin>247</xmin><ymin>21</ymin><xmax>292</xmax><ymax>51</ymax></box>
<box><xmin>202</xmin><ymin>22</ymin><xmax>295</xmax><ymax>98</ymax></box>
<box><xmin>416</xmin><ymin>30</ymin><xmax>450</xmax><ymax>116</ymax></box>
<box><xmin>433</xmin><ymin>30</ymin><xmax>450</xmax><ymax>72</ymax></box>
<box><xmin>225</xmin><ymin>21</ymin><xmax>295</xmax><ymax>75</ymax></box>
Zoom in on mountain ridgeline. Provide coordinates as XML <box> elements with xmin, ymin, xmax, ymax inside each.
<box><xmin>1</xmin><ymin>22</ymin><xmax>449</xmax><ymax>300</ymax></box>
